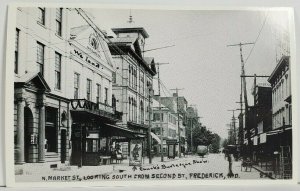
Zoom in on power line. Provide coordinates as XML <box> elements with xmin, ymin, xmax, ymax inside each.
<box><xmin>244</xmin><ymin>11</ymin><xmax>269</xmax><ymax>64</ymax></box>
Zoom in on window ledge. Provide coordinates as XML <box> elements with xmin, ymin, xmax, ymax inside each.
<box><xmin>55</xmin><ymin>33</ymin><xmax>63</xmax><ymax>40</ymax></box>
<box><xmin>37</xmin><ymin>21</ymin><xmax>46</xmax><ymax>28</ymax></box>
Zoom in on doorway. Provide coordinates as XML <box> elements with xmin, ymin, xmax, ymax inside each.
<box><xmin>24</xmin><ymin>107</ymin><xmax>33</xmax><ymax>162</ymax></box>
<box><xmin>61</xmin><ymin>129</ymin><xmax>67</xmax><ymax>163</ymax></box>
<box><xmin>45</xmin><ymin>107</ymin><xmax>58</xmax><ymax>152</ymax></box>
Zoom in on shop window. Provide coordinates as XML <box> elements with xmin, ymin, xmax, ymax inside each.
<box><xmin>86</xmin><ymin>139</ymin><xmax>98</xmax><ymax>152</ymax></box>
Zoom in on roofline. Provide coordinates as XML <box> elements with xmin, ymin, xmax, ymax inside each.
<box><xmin>111</xmin><ymin>27</ymin><xmax>149</xmax><ymax>38</ymax></box>
<box><xmin>267</xmin><ymin>55</ymin><xmax>289</xmax><ymax>84</ymax></box>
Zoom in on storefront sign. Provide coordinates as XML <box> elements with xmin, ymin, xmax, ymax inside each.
<box><xmin>253</xmin><ymin>136</ymin><xmax>258</xmax><ymax>146</ymax></box>
<box><xmin>260</xmin><ymin>133</ymin><xmax>267</xmax><ymax>144</ymax></box>
<box><xmin>73</xmin><ymin>49</ymin><xmax>100</xmax><ymax>68</ymax></box>
<box><xmin>30</xmin><ymin>134</ymin><xmax>38</xmax><ymax>145</ymax></box>
<box><xmin>129</xmin><ymin>139</ymin><xmax>143</xmax><ymax>166</ymax></box>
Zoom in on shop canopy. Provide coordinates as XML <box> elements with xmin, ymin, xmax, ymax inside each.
<box><xmin>150</xmin><ymin>132</ymin><xmax>161</xmax><ymax>144</ymax></box>
<box><xmin>101</xmin><ymin>123</ymin><xmax>145</xmax><ymax>139</ymax></box>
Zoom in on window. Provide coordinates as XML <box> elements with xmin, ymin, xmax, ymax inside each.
<box><xmin>74</xmin><ymin>73</ymin><xmax>80</xmax><ymax>99</ymax></box>
<box><xmin>96</xmin><ymin>83</ymin><xmax>101</xmax><ymax>103</ymax></box>
<box><xmin>38</xmin><ymin>7</ymin><xmax>45</xmax><ymax>25</ymax></box>
<box><xmin>140</xmin><ymin>72</ymin><xmax>144</xmax><ymax>95</ymax></box>
<box><xmin>55</xmin><ymin>52</ymin><xmax>61</xmax><ymax>90</ymax></box>
<box><xmin>128</xmin><ymin>97</ymin><xmax>131</xmax><ymax>121</ymax></box>
<box><xmin>36</xmin><ymin>42</ymin><xmax>44</xmax><ymax>76</ymax></box>
<box><xmin>86</xmin><ymin>79</ymin><xmax>92</xmax><ymax>101</ymax></box>
<box><xmin>55</xmin><ymin>8</ymin><xmax>62</xmax><ymax>36</ymax></box>
<box><xmin>104</xmin><ymin>87</ymin><xmax>108</xmax><ymax>105</ymax></box>
<box><xmin>15</xmin><ymin>29</ymin><xmax>20</xmax><ymax>74</ymax></box>
<box><xmin>90</xmin><ymin>38</ymin><xmax>98</xmax><ymax>50</ymax></box>
<box><xmin>86</xmin><ymin>139</ymin><xmax>98</xmax><ymax>152</ymax></box>
<box><xmin>140</xmin><ymin>101</ymin><xmax>144</xmax><ymax>123</ymax></box>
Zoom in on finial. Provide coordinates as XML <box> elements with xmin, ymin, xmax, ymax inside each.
<box><xmin>128</xmin><ymin>9</ymin><xmax>134</xmax><ymax>23</ymax></box>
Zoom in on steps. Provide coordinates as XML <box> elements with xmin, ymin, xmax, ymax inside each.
<box><xmin>45</xmin><ymin>152</ymin><xmax>60</xmax><ymax>163</ymax></box>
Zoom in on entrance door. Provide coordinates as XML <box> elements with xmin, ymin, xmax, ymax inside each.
<box><xmin>24</xmin><ymin>107</ymin><xmax>33</xmax><ymax>162</ymax></box>
<box><xmin>71</xmin><ymin>124</ymin><xmax>82</xmax><ymax>166</ymax></box>
<box><xmin>61</xmin><ymin>129</ymin><xmax>67</xmax><ymax>163</ymax></box>
<box><xmin>45</xmin><ymin>107</ymin><xmax>58</xmax><ymax>152</ymax></box>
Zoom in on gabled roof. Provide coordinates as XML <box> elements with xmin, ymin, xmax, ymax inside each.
<box><xmin>15</xmin><ymin>72</ymin><xmax>51</xmax><ymax>92</ymax></box>
<box><xmin>70</xmin><ymin>25</ymin><xmax>90</xmax><ymax>38</ymax></box>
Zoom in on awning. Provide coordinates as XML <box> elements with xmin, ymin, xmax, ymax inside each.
<box><xmin>266</xmin><ymin>126</ymin><xmax>292</xmax><ymax>136</ymax></box>
<box><xmin>151</xmin><ymin>132</ymin><xmax>161</xmax><ymax>144</ymax></box>
<box><xmin>101</xmin><ymin>123</ymin><xmax>143</xmax><ymax>139</ymax></box>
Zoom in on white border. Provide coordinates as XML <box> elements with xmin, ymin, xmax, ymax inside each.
<box><xmin>4</xmin><ymin>3</ymin><xmax>298</xmax><ymax>187</ymax></box>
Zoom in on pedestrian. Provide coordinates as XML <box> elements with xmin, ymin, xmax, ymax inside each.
<box><xmin>227</xmin><ymin>153</ymin><xmax>234</xmax><ymax>177</ymax></box>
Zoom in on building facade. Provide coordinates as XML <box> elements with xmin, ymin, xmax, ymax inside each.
<box><xmin>14</xmin><ymin>7</ymin><xmax>126</xmax><ymax>167</ymax></box>
<box><xmin>14</xmin><ymin>7</ymin><xmax>72</xmax><ymax>165</ymax></box>
<box><xmin>108</xmin><ymin>24</ymin><xmax>157</xmax><ymax>157</ymax></box>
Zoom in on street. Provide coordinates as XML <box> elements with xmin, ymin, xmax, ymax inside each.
<box><xmin>16</xmin><ymin>153</ymin><xmax>269</xmax><ymax>182</ymax></box>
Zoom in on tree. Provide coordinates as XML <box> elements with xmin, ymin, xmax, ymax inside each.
<box><xmin>209</xmin><ymin>133</ymin><xmax>221</xmax><ymax>153</ymax></box>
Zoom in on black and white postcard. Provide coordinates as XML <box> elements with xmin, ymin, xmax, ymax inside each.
<box><xmin>4</xmin><ymin>3</ymin><xmax>297</xmax><ymax>187</ymax></box>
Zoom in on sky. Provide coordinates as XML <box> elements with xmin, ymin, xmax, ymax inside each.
<box><xmin>82</xmin><ymin>8</ymin><xmax>291</xmax><ymax>139</ymax></box>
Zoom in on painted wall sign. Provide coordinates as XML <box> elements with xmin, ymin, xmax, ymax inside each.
<box><xmin>73</xmin><ymin>49</ymin><xmax>100</xmax><ymax>68</ymax></box>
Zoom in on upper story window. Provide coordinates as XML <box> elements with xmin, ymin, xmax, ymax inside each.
<box><xmin>74</xmin><ymin>73</ymin><xmax>80</xmax><ymax>99</ymax></box>
<box><xmin>36</xmin><ymin>42</ymin><xmax>45</xmax><ymax>76</ymax></box>
<box><xmin>96</xmin><ymin>83</ymin><xmax>101</xmax><ymax>103</ymax></box>
<box><xmin>104</xmin><ymin>87</ymin><xmax>108</xmax><ymax>105</ymax></box>
<box><xmin>15</xmin><ymin>29</ymin><xmax>20</xmax><ymax>74</ymax></box>
<box><xmin>38</xmin><ymin>7</ymin><xmax>45</xmax><ymax>25</ymax></box>
<box><xmin>86</xmin><ymin>79</ymin><xmax>92</xmax><ymax>101</ymax></box>
<box><xmin>54</xmin><ymin>52</ymin><xmax>61</xmax><ymax>90</ymax></box>
<box><xmin>55</xmin><ymin>8</ymin><xmax>62</xmax><ymax>36</ymax></box>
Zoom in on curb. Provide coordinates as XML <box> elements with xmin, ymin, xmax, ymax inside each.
<box><xmin>252</xmin><ymin>165</ymin><xmax>276</xmax><ymax>179</ymax></box>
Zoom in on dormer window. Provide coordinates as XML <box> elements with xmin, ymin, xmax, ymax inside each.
<box><xmin>89</xmin><ymin>35</ymin><xmax>99</xmax><ymax>50</ymax></box>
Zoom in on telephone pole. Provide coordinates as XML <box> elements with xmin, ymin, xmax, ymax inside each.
<box><xmin>155</xmin><ymin>63</ymin><xmax>169</xmax><ymax>162</ymax></box>
<box><xmin>170</xmin><ymin>88</ymin><xmax>184</xmax><ymax>158</ymax></box>
<box><xmin>227</xmin><ymin>42</ymin><xmax>254</xmax><ymax>157</ymax></box>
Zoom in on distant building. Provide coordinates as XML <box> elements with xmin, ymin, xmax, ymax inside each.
<box><xmin>152</xmin><ymin>98</ymin><xmax>179</xmax><ymax>155</ymax></box>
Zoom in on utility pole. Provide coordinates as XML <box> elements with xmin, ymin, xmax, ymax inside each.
<box><xmin>148</xmin><ymin>84</ymin><xmax>153</xmax><ymax>164</ymax></box>
<box><xmin>170</xmin><ymin>88</ymin><xmax>184</xmax><ymax>158</ymax></box>
<box><xmin>227</xmin><ymin>42</ymin><xmax>254</xmax><ymax>157</ymax></box>
<box><xmin>155</xmin><ymin>63</ymin><xmax>169</xmax><ymax>162</ymax></box>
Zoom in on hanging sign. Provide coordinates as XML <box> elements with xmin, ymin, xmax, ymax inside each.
<box><xmin>129</xmin><ymin>139</ymin><xmax>143</xmax><ymax>166</ymax></box>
